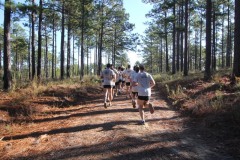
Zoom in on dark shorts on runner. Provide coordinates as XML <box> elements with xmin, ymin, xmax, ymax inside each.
<box><xmin>132</xmin><ymin>92</ymin><xmax>138</xmax><ymax>97</ymax></box>
<box><xmin>115</xmin><ymin>82</ymin><xmax>119</xmax><ymax>86</ymax></box>
<box><xmin>126</xmin><ymin>82</ymin><xmax>131</xmax><ymax>86</ymax></box>
<box><xmin>103</xmin><ymin>85</ymin><xmax>114</xmax><ymax>88</ymax></box>
<box><xmin>138</xmin><ymin>96</ymin><xmax>150</xmax><ymax>101</ymax></box>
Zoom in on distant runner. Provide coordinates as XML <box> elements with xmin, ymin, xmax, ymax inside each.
<box><xmin>133</xmin><ymin>64</ymin><xmax>155</xmax><ymax>125</ymax></box>
<box><xmin>130</xmin><ymin>65</ymin><xmax>140</xmax><ymax>108</ymax></box>
<box><xmin>100</xmin><ymin>63</ymin><xmax>116</xmax><ymax>108</ymax></box>
<box><xmin>123</xmin><ymin>64</ymin><xmax>134</xmax><ymax>99</ymax></box>
<box><xmin>117</xmin><ymin>66</ymin><xmax>123</xmax><ymax>95</ymax></box>
<box><xmin>110</xmin><ymin>64</ymin><xmax>119</xmax><ymax>97</ymax></box>
<box><xmin>121</xmin><ymin>66</ymin><xmax>126</xmax><ymax>92</ymax></box>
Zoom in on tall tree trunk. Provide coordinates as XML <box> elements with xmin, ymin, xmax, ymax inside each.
<box><xmin>172</xmin><ymin>0</ymin><xmax>176</xmax><ymax>74</ymax></box>
<box><xmin>72</xmin><ymin>35</ymin><xmax>75</xmax><ymax>76</ymax></box>
<box><xmin>45</xmin><ymin>27</ymin><xmax>48</xmax><ymax>79</ymax></box>
<box><xmin>52</xmin><ymin>17</ymin><xmax>55</xmax><ymax>79</ymax></box>
<box><xmin>28</xmin><ymin>15</ymin><xmax>31</xmax><ymax>79</ymax></box>
<box><xmin>78</xmin><ymin>42</ymin><xmax>80</xmax><ymax>76</ymax></box>
<box><xmin>164</xmin><ymin>11</ymin><xmax>169</xmax><ymax>72</ymax></box>
<box><xmin>176</xmin><ymin>4</ymin><xmax>180</xmax><ymax>72</ymax></box>
<box><xmin>87</xmin><ymin>41</ymin><xmax>89</xmax><ymax>75</ymax></box>
<box><xmin>31</xmin><ymin>0</ymin><xmax>36</xmax><ymax>80</ymax></box>
<box><xmin>3</xmin><ymin>0</ymin><xmax>12</xmax><ymax>90</ymax></box>
<box><xmin>54</xmin><ymin>28</ymin><xmax>57</xmax><ymax>78</ymax></box>
<box><xmin>60</xmin><ymin>2</ymin><xmax>65</xmax><ymax>80</ymax></box>
<box><xmin>98</xmin><ymin>0</ymin><xmax>104</xmax><ymax>75</ymax></box>
<box><xmin>233</xmin><ymin>0</ymin><xmax>240</xmax><ymax>77</ymax></box>
<box><xmin>98</xmin><ymin>29</ymin><xmax>103</xmax><ymax>75</ymax></box>
<box><xmin>221</xmin><ymin>5</ymin><xmax>225</xmax><ymax>68</ymax></box>
<box><xmin>15</xmin><ymin>41</ymin><xmax>18</xmax><ymax>71</ymax></box>
<box><xmin>95</xmin><ymin>37</ymin><xmax>98</xmax><ymax>75</ymax></box>
<box><xmin>212</xmin><ymin>3</ymin><xmax>216</xmax><ymax>71</ymax></box>
<box><xmin>67</xmin><ymin>22</ymin><xmax>71</xmax><ymax>78</ymax></box>
<box><xmin>199</xmin><ymin>15</ymin><xmax>203</xmax><ymax>70</ymax></box>
<box><xmin>194</xmin><ymin>31</ymin><xmax>198</xmax><ymax>70</ymax></box>
<box><xmin>20</xmin><ymin>56</ymin><xmax>23</xmax><ymax>80</ymax></box>
<box><xmin>160</xmin><ymin>38</ymin><xmax>163</xmax><ymax>72</ymax></box>
<box><xmin>180</xmin><ymin>0</ymin><xmax>184</xmax><ymax>72</ymax></box>
<box><xmin>150</xmin><ymin>40</ymin><xmax>153</xmax><ymax>73</ymax></box>
<box><xmin>37</xmin><ymin>0</ymin><xmax>43</xmax><ymax>81</ymax></box>
<box><xmin>112</xmin><ymin>28</ymin><xmax>117</xmax><ymax>66</ymax></box>
<box><xmin>80</xmin><ymin>0</ymin><xmax>85</xmax><ymax>79</ymax></box>
<box><xmin>226</xmin><ymin>0</ymin><xmax>231</xmax><ymax>67</ymax></box>
<box><xmin>205</xmin><ymin>0</ymin><xmax>212</xmax><ymax>80</ymax></box>
<box><xmin>183</xmin><ymin>0</ymin><xmax>188</xmax><ymax>76</ymax></box>
<box><xmin>111</xmin><ymin>37</ymin><xmax>114</xmax><ymax>65</ymax></box>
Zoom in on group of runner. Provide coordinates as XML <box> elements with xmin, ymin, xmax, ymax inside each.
<box><xmin>100</xmin><ymin>63</ymin><xmax>156</xmax><ymax>125</ymax></box>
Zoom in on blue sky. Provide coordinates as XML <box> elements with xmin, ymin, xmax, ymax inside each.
<box><xmin>123</xmin><ymin>0</ymin><xmax>152</xmax><ymax>36</ymax></box>
<box><xmin>123</xmin><ymin>0</ymin><xmax>152</xmax><ymax>65</ymax></box>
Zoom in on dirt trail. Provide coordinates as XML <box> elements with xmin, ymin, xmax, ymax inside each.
<box><xmin>0</xmin><ymin>88</ymin><xmax>235</xmax><ymax>160</ymax></box>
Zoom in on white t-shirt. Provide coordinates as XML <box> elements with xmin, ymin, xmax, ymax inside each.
<box><xmin>111</xmin><ymin>68</ymin><xmax>119</xmax><ymax>82</ymax></box>
<box><xmin>134</xmin><ymin>71</ymin><xmax>155</xmax><ymax>96</ymax></box>
<box><xmin>100</xmin><ymin>68</ymin><xmax>115</xmax><ymax>86</ymax></box>
<box><xmin>118</xmin><ymin>70</ymin><xmax>123</xmax><ymax>81</ymax></box>
<box><xmin>131</xmin><ymin>71</ymin><xmax>139</xmax><ymax>92</ymax></box>
<box><xmin>123</xmin><ymin>69</ymin><xmax>133</xmax><ymax>83</ymax></box>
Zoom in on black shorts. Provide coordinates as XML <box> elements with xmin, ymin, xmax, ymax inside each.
<box><xmin>103</xmin><ymin>85</ymin><xmax>114</xmax><ymax>88</ymax></box>
<box><xmin>138</xmin><ymin>96</ymin><xmax>150</xmax><ymax>101</ymax></box>
<box><xmin>115</xmin><ymin>82</ymin><xmax>119</xmax><ymax>86</ymax></box>
<box><xmin>132</xmin><ymin>92</ymin><xmax>138</xmax><ymax>96</ymax></box>
<box><xmin>126</xmin><ymin>82</ymin><xmax>131</xmax><ymax>86</ymax></box>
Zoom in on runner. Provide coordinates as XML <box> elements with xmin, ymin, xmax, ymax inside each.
<box><xmin>117</xmin><ymin>66</ymin><xmax>123</xmax><ymax>95</ymax></box>
<box><xmin>100</xmin><ymin>63</ymin><xmax>116</xmax><ymax>108</ymax></box>
<box><xmin>121</xmin><ymin>66</ymin><xmax>126</xmax><ymax>92</ymax></box>
<box><xmin>110</xmin><ymin>64</ymin><xmax>119</xmax><ymax>97</ymax></box>
<box><xmin>123</xmin><ymin>64</ymin><xmax>134</xmax><ymax>99</ymax></box>
<box><xmin>130</xmin><ymin>65</ymin><xmax>139</xmax><ymax>108</ymax></box>
<box><xmin>133</xmin><ymin>64</ymin><xmax>155</xmax><ymax>125</ymax></box>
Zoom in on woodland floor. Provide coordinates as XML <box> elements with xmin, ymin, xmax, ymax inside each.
<box><xmin>0</xmin><ymin>79</ymin><xmax>239</xmax><ymax>160</ymax></box>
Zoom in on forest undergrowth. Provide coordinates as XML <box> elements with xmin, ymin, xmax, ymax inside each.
<box><xmin>156</xmin><ymin>70</ymin><xmax>240</xmax><ymax>157</ymax></box>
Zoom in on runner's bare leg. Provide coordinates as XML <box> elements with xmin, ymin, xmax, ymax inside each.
<box><xmin>108</xmin><ymin>88</ymin><xmax>113</xmax><ymax>106</ymax></box>
<box><xmin>137</xmin><ymin>99</ymin><xmax>145</xmax><ymax>123</ymax></box>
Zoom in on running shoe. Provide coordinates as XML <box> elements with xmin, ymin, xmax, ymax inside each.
<box><xmin>149</xmin><ymin>103</ymin><xmax>154</xmax><ymax>114</ymax></box>
<box><xmin>132</xmin><ymin>100</ymin><xmax>136</xmax><ymax>108</ymax></box>
<box><xmin>104</xmin><ymin>102</ymin><xmax>107</xmax><ymax>108</ymax></box>
<box><xmin>139</xmin><ymin>120</ymin><xmax>145</xmax><ymax>125</ymax></box>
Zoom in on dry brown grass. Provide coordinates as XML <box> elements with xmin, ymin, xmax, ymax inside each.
<box><xmin>0</xmin><ymin>76</ymin><xmax>102</xmax><ymax>124</ymax></box>
<box><xmin>157</xmin><ymin>71</ymin><xmax>240</xmax><ymax>121</ymax></box>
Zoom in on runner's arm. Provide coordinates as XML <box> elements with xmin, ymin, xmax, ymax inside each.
<box><xmin>132</xmin><ymin>77</ymin><xmax>138</xmax><ymax>86</ymax></box>
<box><xmin>111</xmin><ymin>72</ymin><xmax>116</xmax><ymax>81</ymax></box>
<box><xmin>150</xmin><ymin>79</ymin><xmax>155</xmax><ymax>88</ymax></box>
